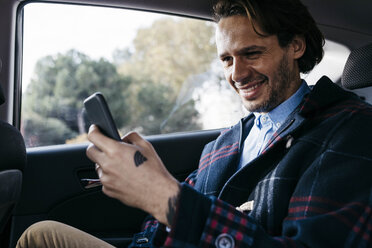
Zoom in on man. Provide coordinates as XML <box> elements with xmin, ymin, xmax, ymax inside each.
<box><xmin>17</xmin><ymin>0</ymin><xmax>372</xmax><ymax>247</ymax></box>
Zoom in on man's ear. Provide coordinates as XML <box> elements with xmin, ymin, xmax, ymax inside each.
<box><xmin>291</xmin><ymin>35</ymin><xmax>306</xmax><ymax>59</ymax></box>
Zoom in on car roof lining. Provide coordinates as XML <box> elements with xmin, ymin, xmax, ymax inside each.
<box><xmin>24</xmin><ymin>0</ymin><xmax>372</xmax><ymax>49</ymax></box>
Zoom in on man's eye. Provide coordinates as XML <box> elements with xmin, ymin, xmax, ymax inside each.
<box><xmin>221</xmin><ymin>56</ymin><xmax>232</xmax><ymax>64</ymax></box>
<box><xmin>245</xmin><ymin>52</ymin><xmax>261</xmax><ymax>58</ymax></box>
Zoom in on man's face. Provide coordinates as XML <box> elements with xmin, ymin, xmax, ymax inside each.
<box><xmin>216</xmin><ymin>16</ymin><xmax>304</xmax><ymax>113</ymax></box>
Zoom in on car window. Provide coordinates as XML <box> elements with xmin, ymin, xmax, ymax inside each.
<box><xmin>20</xmin><ymin>3</ymin><xmax>350</xmax><ymax>148</ymax></box>
<box><xmin>302</xmin><ymin>39</ymin><xmax>350</xmax><ymax>85</ymax></box>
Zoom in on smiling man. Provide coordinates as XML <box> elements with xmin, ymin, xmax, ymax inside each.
<box><xmin>216</xmin><ymin>16</ymin><xmax>304</xmax><ymax>113</ymax></box>
<box><xmin>17</xmin><ymin>0</ymin><xmax>372</xmax><ymax>247</ymax></box>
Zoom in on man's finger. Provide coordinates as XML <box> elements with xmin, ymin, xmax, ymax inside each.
<box><xmin>86</xmin><ymin>141</ymin><xmax>106</xmax><ymax>164</ymax></box>
<box><xmin>122</xmin><ymin>131</ymin><xmax>149</xmax><ymax>148</ymax></box>
<box><xmin>87</xmin><ymin>125</ymin><xmax>120</xmax><ymax>153</ymax></box>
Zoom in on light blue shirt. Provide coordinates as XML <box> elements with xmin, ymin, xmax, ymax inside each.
<box><xmin>238</xmin><ymin>81</ymin><xmax>311</xmax><ymax>169</ymax></box>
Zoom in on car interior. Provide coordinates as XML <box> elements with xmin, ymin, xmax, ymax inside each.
<box><xmin>0</xmin><ymin>0</ymin><xmax>371</xmax><ymax>247</ymax></box>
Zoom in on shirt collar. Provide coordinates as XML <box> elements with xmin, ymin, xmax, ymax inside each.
<box><xmin>254</xmin><ymin>80</ymin><xmax>310</xmax><ymax>130</ymax></box>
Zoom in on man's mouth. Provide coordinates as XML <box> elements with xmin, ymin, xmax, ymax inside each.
<box><xmin>236</xmin><ymin>79</ymin><xmax>267</xmax><ymax>99</ymax></box>
<box><xmin>237</xmin><ymin>80</ymin><xmax>266</xmax><ymax>91</ymax></box>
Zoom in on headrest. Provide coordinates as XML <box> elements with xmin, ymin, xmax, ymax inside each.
<box><xmin>0</xmin><ymin>59</ymin><xmax>5</xmax><ymax>105</ymax></box>
<box><xmin>341</xmin><ymin>43</ymin><xmax>372</xmax><ymax>90</ymax></box>
<box><xmin>0</xmin><ymin>121</ymin><xmax>26</xmax><ymax>171</ymax></box>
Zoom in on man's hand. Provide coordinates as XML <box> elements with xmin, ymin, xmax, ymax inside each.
<box><xmin>86</xmin><ymin>125</ymin><xmax>180</xmax><ymax>227</ymax></box>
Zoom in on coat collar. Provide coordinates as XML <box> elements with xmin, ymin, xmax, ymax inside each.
<box><xmin>299</xmin><ymin>76</ymin><xmax>355</xmax><ymax>117</ymax></box>
<box><xmin>262</xmin><ymin>76</ymin><xmax>353</xmax><ymax>153</ymax></box>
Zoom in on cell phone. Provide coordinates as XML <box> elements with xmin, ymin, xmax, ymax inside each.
<box><xmin>83</xmin><ymin>92</ymin><xmax>121</xmax><ymax>141</ymax></box>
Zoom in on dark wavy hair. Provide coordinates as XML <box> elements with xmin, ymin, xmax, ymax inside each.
<box><xmin>213</xmin><ymin>0</ymin><xmax>324</xmax><ymax>74</ymax></box>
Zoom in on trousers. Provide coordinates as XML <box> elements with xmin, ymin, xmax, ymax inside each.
<box><xmin>16</xmin><ymin>221</ymin><xmax>115</xmax><ymax>248</ymax></box>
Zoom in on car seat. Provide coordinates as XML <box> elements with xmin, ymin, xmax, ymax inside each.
<box><xmin>0</xmin><ymin>82</ymin><xmax>26</xmax><ymax>236</ymax></box>
<box><xmin>341</xmin><ymin>43</ymin><xmax>372</xmax><ymax>89</ymax></box>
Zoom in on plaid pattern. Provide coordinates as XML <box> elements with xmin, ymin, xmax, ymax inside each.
<box><xmin>200</xmin><ymin>199</ymin><xmax>257</xmax><ymax>247</ymax></box>
<box><xmin>262</xmin><ymin>76</ymin><xmax>372</xmax><ymax>154</ymax></box>
<box><xmin>184</xmin><ymin>170</ymin><xmax>197</xmax><ymax>187</ymax></box>
<box><xmin>142</xmin><ymin>219</ymin><xmax>159</xmax><ymax>232</ymax></box>
<box><xmin>133</xmin><ymin>77</ymin><xmax>372</xmax><ymax>247</ymax></box>
<box><xmin>285</xmin><ymin>196</ymin><xmax>372</xmax><ymax>247</ymax></box>
<box><xmin>197</xmin><ymin>142</ymin><xmax>239</xmax><ymax>175</ymax></box>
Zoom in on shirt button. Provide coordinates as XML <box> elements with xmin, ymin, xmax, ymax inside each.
<box><xmin>215</xmin><ymin>233</ymin><xmax>235</xmax><ymax>248</ymax></box>
<box><xmin>276</xmin><ymin>123</ymin><xmax>281</xmax><ymax>128</ymax></box>
<box><xmin>286</xmin><ymin>135</ymin><xmax>294</xmax><ymax>149</ymax></box>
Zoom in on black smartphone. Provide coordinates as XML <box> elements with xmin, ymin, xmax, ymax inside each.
<box><xmin>83</xmin><ymin>92</ymin><xmax>121</xmax><ymax>141</ymax></box>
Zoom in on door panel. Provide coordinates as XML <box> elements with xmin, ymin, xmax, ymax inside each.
<box><xmin>10</xmin><ymin>129</ymin><xmax>220</xmax><ymax>247</ymax></box>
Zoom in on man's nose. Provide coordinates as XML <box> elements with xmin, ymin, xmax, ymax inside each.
<box><xmin>231</xmin><ymin>59</ymin><xmax>251</xmax><ymax>83</ymax></box>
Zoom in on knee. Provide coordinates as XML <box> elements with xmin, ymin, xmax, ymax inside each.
<box><xmin>16</xmin><ymin>220</ymin><xmax>62</xmax><ymax>248</ymax></box>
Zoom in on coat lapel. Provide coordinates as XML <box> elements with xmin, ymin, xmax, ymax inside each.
<box><xmin>217</xmin><ymin>101</ymin><xmax>309</xmax><ymax>206</ymax></box>
<box><xmin>218</xmin><ymin>127</ymin><xmax>298</xmax><ymax>206</ymax></box>
<box><xmin>194</xmin><ymin>116</ymin><xmax>254</xmax><ymax>196</ymax></box>
<box><xmin>261</xmin><ymin>108</ymin><xmax>306</xmax><ymax>154</ymax></box>
<box><xmin>261</xmin><ymin>76</ymin><xmax>349</xmax><ymax>153</ymax></box>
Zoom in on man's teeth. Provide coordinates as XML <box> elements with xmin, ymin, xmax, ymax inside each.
<box><xmin>247</xmin><ymin>84</ymin><xmax>260</xmax><ymax>90</ymax></box>
<box><xmin>244</xmin><ymin>81</ymin><xmax>264</xmax><ymax>91</ymax></box>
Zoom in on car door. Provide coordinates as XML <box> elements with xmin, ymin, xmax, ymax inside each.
<box><xmin>6</xmin><ymin>2</ymin><xmax>246</xmax><ymax>247</ymax></box>
<box><xmin>9</xmin><ymin>130</ymin><xmax>220</xmax><ymax>247</ymax></box>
